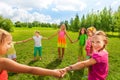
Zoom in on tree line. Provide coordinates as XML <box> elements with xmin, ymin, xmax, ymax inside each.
<box><xmin>0</xmin><ymin>6</ymin><xmax>120</xmax><ymax>33</ymax></box>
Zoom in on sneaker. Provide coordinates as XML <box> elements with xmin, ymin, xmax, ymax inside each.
<box><xmin>40</xmin><ymin>57</ymin><xmax>42</xmax><ymax>60</ymax></box>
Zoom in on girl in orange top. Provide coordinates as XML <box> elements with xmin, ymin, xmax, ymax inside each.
<box><xmin>49</xmin><ymin>24</ymin><xmax>72</xmax><ymax>60</ymax></box>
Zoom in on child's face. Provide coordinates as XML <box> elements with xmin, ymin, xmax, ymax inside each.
<box><xmin>61</xmin><ymin>25</ymin><xmax>65</xmax><ymax>30</ymax></box>
<box><xmin>91</xmin><ymin>35</ymin><xmax>105</xmax><ymax>52</ymax></box>
<box><xmin>81</xmin><ymin>29</ymin><xmax>85</xmax><ymax>34</ymax></box>
<box><xmin>87</xmin><ymin>30</ymin><xmax>92</xmax><ymax>37</ymax></box>
<box><xmin>0</xmin><ymin>36</ymin><xmax>12</xmax><ymax>55</ymax></box>
<box><xmin>35</xmin><ymin>32</ymin><xmax>39</xmax><ymax>36</ymax></box>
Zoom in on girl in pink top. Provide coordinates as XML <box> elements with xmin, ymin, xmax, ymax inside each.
<box><xmin>85</xmin><ymin>27</ymin><xmax>96</xmax><ymax>59</ymax></box>
<box><xmin>49</xmin><ymin>24</ymin><xmax>72</xmax><ymax>60</ymax></box>
<box><xmin>61</xmin><ymin>31</ymin><xmax>109</xmax><ymax>80</ymax></box>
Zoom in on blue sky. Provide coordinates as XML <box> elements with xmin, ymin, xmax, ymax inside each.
<box><xmin>0</xmin><ymin>0</ymin><xmax>120</xmax><ymax>24</ymax></box>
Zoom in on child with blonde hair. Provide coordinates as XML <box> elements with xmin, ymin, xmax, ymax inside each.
<box><xmin>0</xmin><ymin>29</ymin><xmax>63</xmax><ymax>80</ymax></box>
<box><xmin>85</xmin><ymin>27</ymin><xmax>96</xmax><ymax>59</ymax></box>
<box><xmin>7</xmin><ymin>41</ymin><xmax>24</xmax><ymax>61</ymax></box>
<box><xmin>61</xmin><ymin>30</ymin><xmax>109</xmax><ymax>80</ymax></box>
<box><xmin>49</xmin><ymin>24</ymin><xmax>72</xmax><ymax>60</ymax></box>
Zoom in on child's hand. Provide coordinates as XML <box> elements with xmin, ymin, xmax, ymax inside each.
<box><xmin>53</xmin><ymin>69</ymin><xmax>66</xmax><ymax>78</ymax></box>
<box><xmin>59</xmin><ymin>69</ymin><xmax>67</xmax><ymax>77</ymax></box>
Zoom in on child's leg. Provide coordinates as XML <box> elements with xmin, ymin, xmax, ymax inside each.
<box><xmin>38</xmin><ymin>47</ymin><xmax>42</xmax><ymax>60</ymax></box>
<box><xmin>81</xmin><ymin>46</ymin><xmax>84</xmax><ymax>60</ymax></box>
<box><xmin>78</xmin><ymin>46</ymin><xmax>84</xmax><ymax>61</ymax></box>
<box><xmin>61</xmin><ymin>48</ymin><xmax>65</xmax><ymax>59</ymax></box>
<box><xmin>58</xmin><ymin>47</ymin><xmax>61</xmax><ymax>59</ymax></box>
<box><xmin>33</xmin><ymin>47</ymin><xmax>37</xmax><ymax>61</ymax></box>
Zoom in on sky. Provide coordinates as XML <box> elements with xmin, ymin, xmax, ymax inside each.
<box><xmin>0</xmin><ymin>0</ymin><xmax>120</xmax><ymax>24</ymax></box>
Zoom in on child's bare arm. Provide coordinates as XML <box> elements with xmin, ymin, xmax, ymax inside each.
<box><xmin>0</xmin><ymin>58</ymin><xmax>61</xmax><ymax>77</ymax></box>
<box><xmin>22</xmin><ymin>38</ymin><xmax>33</xmax><ymax>42</ymax></box>
<box><xmin>15</xmin><ymin>41</ymin><xmax>24</xmax><ymax>44</ymax></box>
<box><xmin>42</xmin><ymin>37</ymin><xmax>48</xmax><ymax>40</ymax></box>
<box><xmin>65</xmin><ymin>58</ymin><xmax>96</xmax><ymax>71</ymax></box>
<box><xmin>65</xmin><ymin>31</ymin><xmax>72</xmax><ymax>43</ymax></box>
<box><xmin>48</xmin><ymin>31</ymin><xmax>58</xmax><ymax>39</ymax></box>
<box><xmin>72</xmin><ymin>39</ymin><xmax>78</xmax><ymax>43</ymax></box>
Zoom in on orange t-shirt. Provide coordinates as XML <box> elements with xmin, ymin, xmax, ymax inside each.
<box><xmin>0</xmin><ymin>70</ymin><xmax>8</xmax><ymax>80</ymax></box>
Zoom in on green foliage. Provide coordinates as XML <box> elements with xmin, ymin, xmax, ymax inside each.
<box><xmin>0</xmin><ymin>16</ymin><xmax>14</xmax><ymax>32</ymax></box>
<box><xmin>8</xmin><ymin>27</ymin><xmax>120</xmax><ymax>80</ymax></box>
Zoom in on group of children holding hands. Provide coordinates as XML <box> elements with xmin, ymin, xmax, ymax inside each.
<box><xmin>0</xmin><ymin>24</ymin><xmax>109</xmax><ymax>80</ymax></box>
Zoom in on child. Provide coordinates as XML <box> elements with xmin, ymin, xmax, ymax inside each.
<box><xmin>0</xmin><ymin>29</ymin><xmax>62</xmax><ymax>80</ymax></box>
<box><xmin>23</xmin><ymin>31</ymin><xmax>48</xmax><ymax>61</ymax></box>
<box><xmin>62</xmin><ymin>30</ymin><xmax>109</xmax><ymax>80</ymax></box>
<box><xmin>7</xmin><ymin>41</ymin><xmax>23</xmax><ymax>61</ymax></box>
<box><xmin>72</xmin><ymin>28</ymin><xmax>87</xmax><ymax>61</ymax></box>
<box><xmin>85</xmin><ymin>27</ymin><xmax>96</xmax><ymax>59</ymax></box>
<box><xmin>49</xmin><ymin>24</ymin><xmax>72</xmax><ymax>60</ymax></box>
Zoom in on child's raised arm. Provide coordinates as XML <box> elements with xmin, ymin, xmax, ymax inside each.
<box><xmin>42</xmin><ymin>37</ymin><xmax>48</xmax><ymax>40</ymax></box>
<box><xmin>0</xmin><ymin>58</ymin><xmax>61</xmax><ymax>78</ymax></box>
<box><xmin>22</xmin><ymin>38</ymin><xmax>33</xmax><ymax>42</ymax></box>
<box><xmin>48</xmin><ymin>30</ymin><xmax>59</xmax><ymax>39</ymax></box>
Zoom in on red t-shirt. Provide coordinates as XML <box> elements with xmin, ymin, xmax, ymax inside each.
<box><xmin>0</xmin><ymin>70</ymin><xmax>8</xmax><ymax>80</ymax></box>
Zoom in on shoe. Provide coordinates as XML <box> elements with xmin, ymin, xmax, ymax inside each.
<box><xmin>40</xmin><ymin>58</ymin><xmax>42</xmax><ymax>60</ymax></box>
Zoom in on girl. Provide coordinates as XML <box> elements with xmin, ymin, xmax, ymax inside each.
<box><xmin>0</xmin><ymin>29</ymin><xmax>62</xmax><ymax>80</ymax></box>
<box><xmin>85</xmin><ymin>27</ymin><xmax>96</xmax><ymax>59</ymax></box>
<box><xmin>7</xmin><ymin>41</ymin><xmax>24</xmax><ymax>61</ymax></box>
<box><xmin>72</xmin><ymin>28</ymin><xmax>87</xmax><ymax>61</ymax></box>
<box><xmin>62</xmin><ymin>31</ymin><xmax>109</xmax><ymax>80</ymax></box>
<box><xmin>23</xmin><ymin>31</ymin><xmax>48</xmax><ymax>61</ymax></box>
<box><xmin>49</xmin><ymin>24</ymin><xmax>72</xmax><ymax>60</ymax></box>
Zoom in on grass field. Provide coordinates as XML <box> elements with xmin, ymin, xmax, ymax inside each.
<box><xmin>8</xmin><ymin>27</ymin><xmax>120</xmax><ymax>80</ymax></box>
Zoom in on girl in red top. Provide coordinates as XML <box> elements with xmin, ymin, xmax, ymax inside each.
<box><xmin>0</xmin><ymin>29</ymin><xmax>62</xmax><ymax>80</ymax></box>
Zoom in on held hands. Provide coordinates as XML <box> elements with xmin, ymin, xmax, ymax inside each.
<box><xmin>54</xmin><ymin>66</ymin><xmax>73</xmax><ymax>78</ymax></box>
<box><xmin>53</xmin><ymin>69</ymin><xmax>67</xmax><ymax>78</ymax></box>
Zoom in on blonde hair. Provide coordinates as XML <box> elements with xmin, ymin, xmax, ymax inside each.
<box><xmin>94</xmin><ymin>30</ymin><xmax>108</xmax><ymax>51</ymax></box>
<box><xmin>87</xmin><ymin>26</ymin><xmax>96</xmax><ymax>34</ymax></box>
<box><xmin>0</xmin><ymin>29</ymin><xmax>11</xmax><ymax>44</ymax></box>
<box><xmin>60</xmin><ymin>24</ymin><xmax>66</xmax><ymax>31</ymax></box>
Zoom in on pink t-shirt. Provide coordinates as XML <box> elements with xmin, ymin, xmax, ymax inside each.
<box><xmin>0</xmin><ymin>70</ymin><xmax>8</xmax><ymax>80</ymax></box>
<box><xmin>88</xmin><ymin>50</ymin><xmax>109</xmax><ymax>80</ymax></box>
<box><xmin>58</xmin><ymin>30</ymin><xmax>65</xmax><ymax>39</ymax></box>
<box><xmin>85</xmin><ymin>37</ymin><xmax>92</xmax><ymax>56</ymax></box>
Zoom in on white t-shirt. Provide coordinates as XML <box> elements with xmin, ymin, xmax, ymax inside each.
<box><xmin>33</xmin><ymin>36</ymin><xmax>43</xmax><ymax>47</ymax></box>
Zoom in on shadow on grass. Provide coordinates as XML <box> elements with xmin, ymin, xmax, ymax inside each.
<box><xmin>68</xmin><ymin>69</ymin><xmax>85</xmax><ymax>80</ymax></box>
<box><xmin>8</xmin><ymin>72</ymin><xmax>18</xmax><ymax>76</ymax></box>
<box><xmin>28</xmin><ymin>60</ymin><xmax>38</xmax><ymax>66</ymax></box>
<box><xmin>37</xmin><ymin>58</ymin><xmax>62</xmax><ymax>80</ymax></box>
<box><xmin>45</xmin><ymin>58</ymin><xmax>62</xmax><ymax>69</ymax></box>
<box><xmin>107</xmin><ymin>34</ymin><xmax>120</xmax><ymax>38</ymax></box>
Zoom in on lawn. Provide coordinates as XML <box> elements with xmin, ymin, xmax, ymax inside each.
<box><xmin>8</xmin><ymin>27</ymin><xmax>120</xmax><ymax>80</ymax></box>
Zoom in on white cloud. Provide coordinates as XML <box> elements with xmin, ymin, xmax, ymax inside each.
<box><xmin>0</xmin><ymin>0</ymin><xmax>54</xmax><ymax>10</ymax></box>
<box><xmin>52</xmin><ymin>0</ymin><xmax>87</xmax><ymax>11</ymax></box>
<box><xmin>95</xmin><ymin>1</ymin><xmax>101</xmax><ymax>6</ymax></box>
<box><xmin>111</xmin><ymin>1</ymin><xmax>120</xmax><ymax>7</ymax></box>
<box><xmin>0</xmin><ymin>1</ymin><xmax>59</xmax><ymax>23</ymax></box>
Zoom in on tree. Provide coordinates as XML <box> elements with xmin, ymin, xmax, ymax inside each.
<box><xmin>0</xmin><ymin>16</ymin><xmax>14</xmax><ymax>32</ymax></box>
<box><xmin>73</xmin><ymin>14</ymin><xmax>80</xmax><ymax>31</ymax></box>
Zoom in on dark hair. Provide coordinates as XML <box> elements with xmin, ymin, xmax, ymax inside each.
<box><xmin>35</xmin><ymin>31</ymin><xmax>40</xmax><ymax>34</ymax></box>
<box><xmin>78</xmin><ymin>28</ymin><xmax>87</xmax><ymax>39</ymax></box>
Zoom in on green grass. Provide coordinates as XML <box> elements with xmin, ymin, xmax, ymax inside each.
<box><xmin>8</xmin><ymin>27</ymin><xmax>120</xmax><ymax>80</ymax></box>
